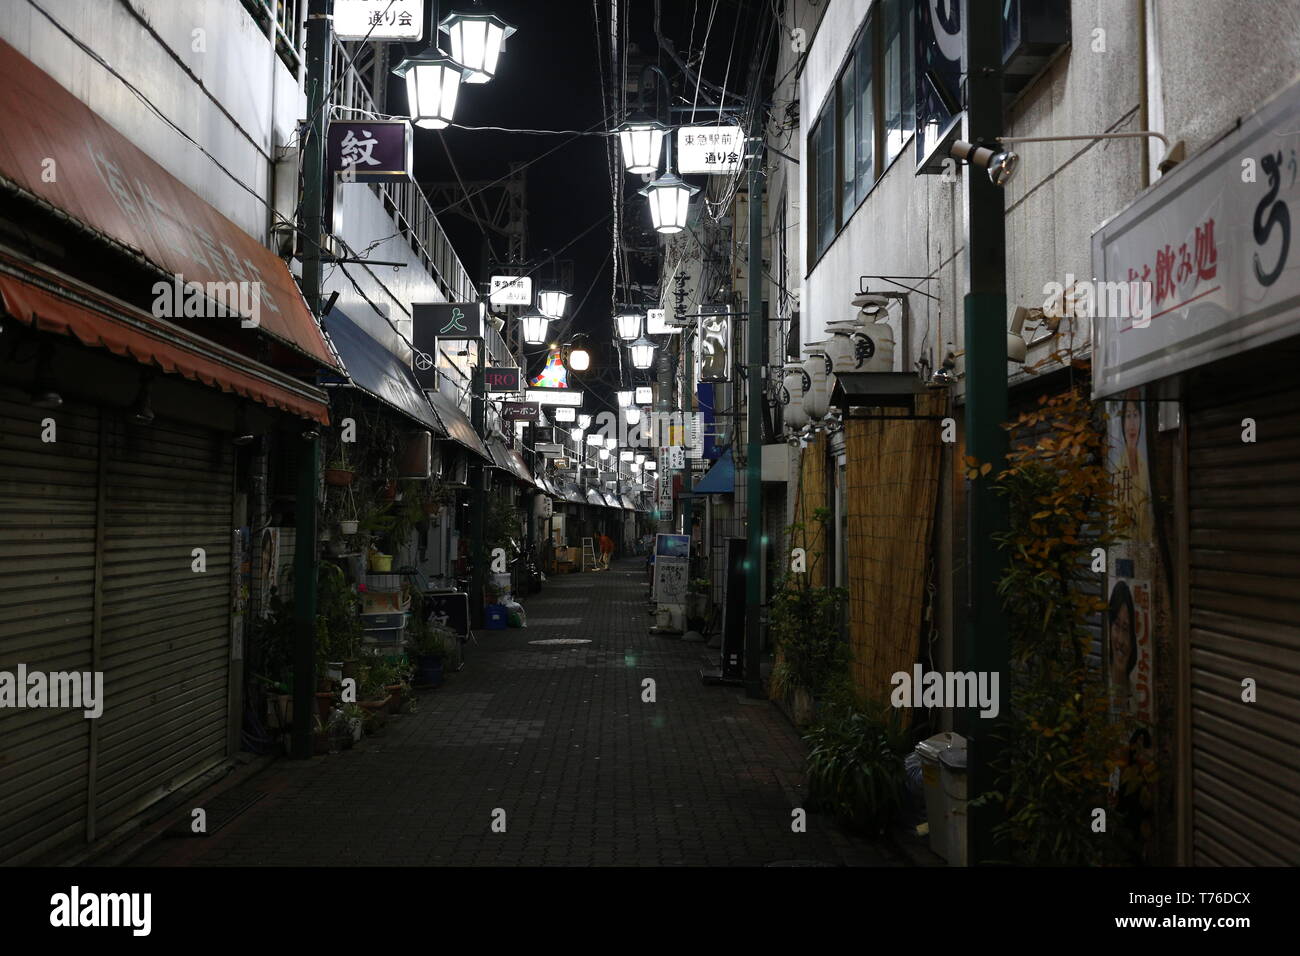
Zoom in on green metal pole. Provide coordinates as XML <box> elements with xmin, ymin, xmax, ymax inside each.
<box><xmin>963</xmin><ymin>1</ymin><xmax>1010</xmax><ymax>863</ymax></box>
<box><xmin>743</xmin><ymin>110</ymin><xmax>765</xmax><ymax>699</ymax></box>
<box><xmin>469</xmin><ymin>356</ymin><xmax>487</xmax><ymax>627</ymax></box>
<box><xmin>682</xmin><ymin>331</ymin><xmax>694</xmax><ymax>559</ymax></box>
<box><xmin>292</xmin><ymin>0</ymin><xmax>331</xmax><ymax>760</ymax></box>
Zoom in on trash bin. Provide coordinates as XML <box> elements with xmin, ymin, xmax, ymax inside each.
<box><xmin>915</xmin><ymin>732</ymin><xmax>962</xmax><ymax>861</ymax></box>
<box><xmin>939</xmin><ymin>743</ymin><xmax>969</xmax><ymax>867</ymax></box>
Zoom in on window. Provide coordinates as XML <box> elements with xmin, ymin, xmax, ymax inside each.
<box><xmin>807</xmin><ymin>0</ymin><xmax>916</xmax><ymax>263</ymax></box>
<box><xmin>839</xmin><ymin>62</ymin><xmax>857</xmax><ymax>226</ymax></box>
<box><xmin>811</xmin><ymin>102</ymin><xmax>835</xmax><ymax>257</ymax></box>
<box><xmin>883</xmin><ymin>0</ymin><xmax>915</xmax><ymax>167</ymax></box>
<box><xmin>855</xmin><ymin>16</ymin><xmax>876</xmax><ymax>201</ymax></box>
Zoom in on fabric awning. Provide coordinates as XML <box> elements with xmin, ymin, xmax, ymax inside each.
<box><xmin>0</xmin><ymin>253</ymin><xmax>330</xmax><ymax>423</ymax></box>
<box><xmin>0</xmin><ymin>38</ymin><xmax>341</xmax><ymax>371</ymax></box>
<box><xmin>426</xmin><ymin>387</ymin><xmax>490</xmax><ymax>462</ymax></box>
<box><xmin>693</xmin><ymin>447</ymin><xmax>736</xmax><ymax>494</ymax></box>
<box><xmin>322</xmin><ymin>306</ymin><xmax>445</xmax><ymax>435</ymax></box>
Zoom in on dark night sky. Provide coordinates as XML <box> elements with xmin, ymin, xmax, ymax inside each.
<box><xmin>405</xmin><ymin>0</ymin><xmax>762</xmax><ymax>381</ymax></box>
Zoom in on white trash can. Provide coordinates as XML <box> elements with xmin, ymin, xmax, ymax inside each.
<box><xmin>914</xmin><ymin>732</ymin><xmax>963</xmax><ymax>861</ymax></box>
<box><xmin>939</xmin><ymin>743</ymin><xmax>969</xmax><ymax>867</ymax></box>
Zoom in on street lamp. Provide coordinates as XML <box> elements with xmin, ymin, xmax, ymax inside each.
<box><xmin>569</xmin><ymin>427</ymin><xmax>583</xmax><ymax>443</ymax></box>
<box><xmin>640</xmin><ymin>171</ymin><xmax>699</xmax><ymax>234</ymax></box>
<box><xmin>520</xmin><ymin>309</ymin><xmax>550</xmax><ymax>345</ymax></box>
<box><xmin>568</xmin><ymin>343</ymin><xmax>591</xmax><ymax>372</ymax></box>
<box><xmin>578</xmin><ymin>414</ymin><xmax>592</xmax><ymax>429</ymax></box>
<box><xmin>392</xmin><ymin>52</ymin><xmax>466</xmax><ymax>130</ymax></box>
<box><xmin>615</xmin><ymin>310</ymin><xmax>643</xmax><ymax>342</ymax></box>
<box><xmin>439</xmin><ymin>9</ymin><xmax>517</xmax><ymax>85</ymax></box>
<box><xmin>538</xmin><ymin>289</ymin><xmax>571</xmax><ymax>318</ymax></box>
<box><xmin>624</xmin><ymin>407</ymin><xmax>642</xmax><ymax>425</ymax></box>
<box><xmin>616</xmin><ymin>389</ymin><xmax>634</xmax><ymax>407</ymax></box>
<box><xmin>616</xmin><ymin>113</ymin><xmax>668</xmax><ymax>175</ymax></box>
<box><xmin>629</xmin><ymin>334</ymin><xmax>657</xmax><ymax>370</ymax></box>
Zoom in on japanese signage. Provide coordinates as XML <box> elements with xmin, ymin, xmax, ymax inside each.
<box><xmin>526</xmin><ymin>387</ymin><xmax>584</xmax><ymax>407</ymax></box>
<box><xmin>635</xmin><ymin>386</ymin><xmax>654</xmax><ymax>404</ymax></box>
<box><xmin>501</xmin><ymin>401</ymin><xmax>539</xmax><ymax>422</ymax></box>
<box><xmin>328</xmin><ymin>121</ymin><xmax>412</xmax><ymax>182</ymax></box>
<box><xmin>646</xmin><ymin>307</ymin><xmax>678</xmax><ymax>335</ymax></box>
<box><xmin>485</xmin><ymin>367</ymin><xmax>521</xmax><ymax>393</ymax></box>
<box><xmin>413</xmin><ymin>302</ymin><xmax>483</xmax><ymax>340</ymax></box>
<box><xmin>668</xmin><ymin>446</ymin><xmax>686</xmax><ymax>470</ymax></box>
<box><xmin>676</xmin><ymin>126</ymin><xmax>744</xmax><ymax>175</ymax></box>
<box><xmin>489</xmin><ymin>275</ymin><xmax>533</xmax><ymax>307</ymax></box>
<box><xmin>334</xmin><ymin>0</ymin><xmax>423</xmax><ymax>40</ymax></box>
<box><xmin>1091</xmin><ymin>75</ymin><xmax>1300</xmax><ymax>398</ymax></box>
<box><xmin>552</xmin><ymin>406</ymin><xmax>576</xmax><ymax>423</ymax></box>
<box><xmin>915</xmin><ymin>0</ymin><xmax>965</xmax><ymax>174</ymax></box>
<box><xmin>697</xmin><ymin>306</ymin><xmax>731</xmax><ymax>382</ymax></box>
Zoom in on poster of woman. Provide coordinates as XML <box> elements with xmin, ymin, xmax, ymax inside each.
<box><xmin>1108</xmin><ymin>389</ymin><xmax>1154</xmax><ymax>549</ymax></box>
<box><xmin>1107</xmin><ymin>577</ymin><xmax>1153</xmax><ymax>723</ymax></box>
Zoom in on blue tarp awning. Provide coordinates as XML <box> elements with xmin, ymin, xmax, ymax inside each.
<box><xmin>322</xmin><ymin>306</ymin><xmax>446</xmax><ymax>437</ymax></box>
<box><xmin>692</xmin><ymin>447</ymin><xmax>735</xmax><ymax>494</ymax></box>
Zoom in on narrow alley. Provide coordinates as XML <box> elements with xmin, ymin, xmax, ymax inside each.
<box><xmin>130</xmin><ymin>561</ymin><xmax>901</xmax><ymax>868</ymax></box>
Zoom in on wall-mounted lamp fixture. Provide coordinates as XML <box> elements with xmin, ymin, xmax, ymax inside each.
<box><xmin>949</xmin><ymin>140</ymin><xmax>1020</xmax><ymax>187</ymax></box>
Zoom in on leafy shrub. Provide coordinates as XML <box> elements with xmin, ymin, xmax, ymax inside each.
<box><xmin>804</xmin><ymin>703</ymin><xmax>911</xmax><ymax>836</ymax></box>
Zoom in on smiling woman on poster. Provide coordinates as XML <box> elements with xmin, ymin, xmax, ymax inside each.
<box><xmin>1107</xmin><ymin>579</ymin><xmax>1138</xmax><ymax>712</ymax></box>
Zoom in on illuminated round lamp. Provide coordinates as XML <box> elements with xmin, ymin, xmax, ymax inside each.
<box><xmin>520</xmin><ymin>309</ymin><xmax>551</xmax><ymax>345</ymax></box>
<box><xmin>568</xmin><ymin>345</ymin><xmax>591</xmax><ymax>372</ymax></box>
<box><xmin>615</xmin><ymin>311</ymin><xmax>643</xmax><ymax>342</ymax></box>
<box><xmin>538</xmin><ymin>289</ymin><xmax>571</xmax><ymax>319</ymax></box>
<box><xmin>616</xmin><ymin>113</ymin><xmax>668</xmax><ymax>174</ymax></box>
<box><xmin>616</xmin><ymin>389</ymin><xmax>634</xmax><ymax>407</ymax></box>
<box><xmin>629</xmin><ymin>334</ymin><xmax>657</xmax><ymax>370</ymax></box>
<box><xmin>439</xmin><ymin>11</ymin><xmax>517</xmax><ymax>85</ymax></box>
<box><xmin>624</xmin><ymin>407</ymin><xmax>642</xmax><ymax>426</ymax></box>
<box><xmin>392</xmin><ymin>52</ymin><xmax>466</xmax><ymax>130</ymax></box>
<box><xmin>639</xmin><ymin>172</ymin><xmax>699</xmax><ymax>234</ymax></box>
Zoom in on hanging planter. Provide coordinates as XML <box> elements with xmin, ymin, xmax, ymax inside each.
<box><xmin>325</xmin><ymin>466</ymin><xmax>354</xmax><ymax>487</ymax></box>
<box><xmin>339</xmin><ymin>519</ymin><xmax>359</xmax><ymax>535</ymax></box>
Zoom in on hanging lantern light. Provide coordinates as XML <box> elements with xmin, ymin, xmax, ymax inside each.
<box><xmin>629</xmin><ymin>334</ymin><xmax>657</xmax><ymax>370</ymax></box>
<box><xmin>538</xmin><ymin>289</ymin><xmax>571</xmax><ymax>319</ymax></box>
<box><xmin>569</xmin><ymin>428</ymin><xmax>583</xmax><ymax>443</ymax></box>
<box><xmin>439</xmin><ymin>10</ymin><xmax>517</xmax><ymax>84</ymax></box>
<box><xmin>615</xmin><ymin>310</ymin><xmax>643</xmax><ymax>342</ymax></box>
<box><xmin>520</xmin><ymin>309</ymin><xmax>551</xmax><ymax>345</ymax></box>
<box><xmin>635</xmin><ymin>453</ymin><xmax>646</xmax><ymax>464</ymax></box>
<box><xmin>616</xmin><ymin>113</ymin><xmax>668</xmax><ymax>174</ymax></box>
<box><xmin>392</xmin><ymin>52</ymin><xmax>466</xmax><ymax>130</ymax></box>
<box><xmin>640</xmin><ymin>172</ymin><xmax>699</xmax><ymax>234</ymax></box>
<box><xmin>578</xmin><ymin>414</ymin><xmax>592</xmax><ymax>430</ymax></box>
<box><xmin>599</xmin><ymin>447</ymin><xmax>611</xmax><ymax>461</ymax></box>
<box><xmin>616</xmin><ymin>389</ymin><xmax>634</xmax><ymax>408</ymax></box>
<box><xmin>604</xmin><ymin>436</ymin><xmax>618</xmax><ymax>450</ymax></box>
<box><xmin>624</xmin><ymin>407</ymin><xmax>642</xmax><ymax>425</ymax></box>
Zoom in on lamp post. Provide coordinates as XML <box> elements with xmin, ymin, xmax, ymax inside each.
<box><xmin>615</xmin><ymin>310</ymin><xmax>643</xmax><ymax>342</ymax></box>
<box><xmin>538</xmin><ymin>289</ymin><xmax>571</xmax><ymax>319</ymax></box>
<box><xmin>629</xmin><ymin>334</ymin><xmax>657</xmax><ymax>370</ymax></box>
<box><xmin>439</xmin><ymin>6</ymin><xmax>517</xmax><ymax>84</ymax></box>
<box><xmin>520</xmin><ymin>309</ymin><xmax>550</xmax><ymax>345</ymax></box>
<box><xmin>639</xmin><ymin>129</ymin><xmax>699</xmax><ymax>234</ymax></box>
<box><xmin>392</xmin><ymin>52</ymin><xmax>466</xmax><ymax>130</ymax></box>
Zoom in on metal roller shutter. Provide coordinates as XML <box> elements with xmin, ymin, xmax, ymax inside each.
<box><xmin>1187</xmin><ymin>379</ymin><xmax>1300</xmax><ymax>866</ymax></box>
<box><xmin>94</xmin><ymin>415</ymin><xmax>235</xmax><ymax>835</ymax></box>
<box><xmin>0</xmin><ymin>397</ymin><xmax>99</xmax><ymax>864</ymax></box>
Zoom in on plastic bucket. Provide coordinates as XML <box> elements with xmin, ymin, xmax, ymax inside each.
<box><xmin>915</xmin><ymin>732</ymin><xmax>962</xmax><ymax>861</ymax></box>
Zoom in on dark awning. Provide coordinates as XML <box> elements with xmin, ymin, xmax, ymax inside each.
<box><xmin>693</xmin><ymin>447</ymin><xmax>735</xmax><ymax>494</ymax></box>
<box><xmin>620</xmin><ymin>494</ymin><xmax>636</xmax><ymax>511</ymax></box>
<box><xmin>487</xmin><ymin>439</ymin><xmax>533</xmax><ymax>484</ymax></box>
<box><xmin>0</xmin><ymin>38</ymin><xmax>341</xmax><ymax>372</ymax></box>
<box><xmin>426</xmin><ymin>387</ymin><xmax>490</xmax><ymax>462</ymax></box>
<box><xmin>322</xmin><ymin>306</ymin><xmax>446</xmax><ymax>435</ymax></box>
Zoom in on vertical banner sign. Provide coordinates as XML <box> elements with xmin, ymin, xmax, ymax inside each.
<box><xmin>915</xmin><ymin>0</ymin><xmax>965</xmax><ymax>173</ymax></box>
<box><xmin>697</xmin><ymin>306</ymin><xmax>732</xmax><ymax>382</ymax></box>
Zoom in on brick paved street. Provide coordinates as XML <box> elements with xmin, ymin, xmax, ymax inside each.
<box><xmin>132</xmin><ymin>560</ymin><xmax>905</xmax><ymax>867</ymax></box>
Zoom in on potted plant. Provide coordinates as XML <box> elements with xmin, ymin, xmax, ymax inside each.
<box><xmin>804</xmin><ymin>702</ymin><xmax>912</xmax><ymax>836</ymax></box>
<box><xmin>686</xmin><ymin>577</ymin><xmax>711</xmax><ymax>627</ymax></box>
<box><xmin>342</xmin><ymin>703</ymin><xmax>366</xmax><ymax>742</ymax></box>
<box><xmin>324</xmin><ymin>446</ymin><xmax>355</xmax><ymax>487</ymax></box>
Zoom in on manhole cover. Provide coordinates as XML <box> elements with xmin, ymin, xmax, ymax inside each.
<box><xmin>528</xmin><ymin>638</ymin><xmax>593</xmax><ymax>645</ymax></box>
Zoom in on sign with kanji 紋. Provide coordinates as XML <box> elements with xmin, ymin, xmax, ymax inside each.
<box><xmin>334</xmin><ymin>0</ymin><xmax>423</xmax><ymax>40</ymax></box>
<box><xmin>328</xmin><ymin>121</ymin><xmax>412</xmax><ymax>183</ymax></box>
<box><xmin>676</xmin><ymin>126</ymin><xmax>744</xmax><ymax>175</ymax></box>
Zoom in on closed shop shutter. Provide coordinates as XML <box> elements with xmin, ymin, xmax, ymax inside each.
<box><xmin>94</xmin><ymin>415</ymin><xmax>235</xmax><ymax>834</ymax></box>
<box><xmin>0</xmin><ymin>397</ymin><xmax>99</xmax><ymax>863</ymax></box>
<box><xmin>1187</xmin><ymin>379</ymin><xmax>1300</xmax><ymax>865</ymax></box>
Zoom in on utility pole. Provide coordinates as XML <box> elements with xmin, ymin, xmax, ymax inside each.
<box><xmin>656</xmin><ymin>348</ymin><xmax>673</xmax><ymax>532</ymax></box>
<box><xmin>743</xmin><ymin>106</ymin><xmax>765</xmax><ymax>700</ymax></box>
<box><xmin>470</xmin><ymin>356</ymin><xmax>487</xmax><ymax>627</ymax></box>
<box><xmin>292</xmin><ymin>0</ymin><xmax>332</xmax><ymax>760</ymax></box>
<box><xmin>962</xmin><ymin>1</ymin><xmax>1011</xmax><ymax>864</ymax></box>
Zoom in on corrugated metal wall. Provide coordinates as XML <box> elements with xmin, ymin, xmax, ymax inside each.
<box><xmin>0</xmin><ymin>396</ymin><xmax>98</xmax><ymax>863</ymax></box>
<box><xmin>1186</xmin><ymin>381</ymin><xmax>1300</xmax><ymax>865</ymax></box>
<box><xmin>0</xmin><ymin>397</ymin><xmax>235</xmax><ymax>862</ymax></box>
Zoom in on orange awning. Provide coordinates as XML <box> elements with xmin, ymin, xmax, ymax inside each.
<box><xmin>0</xmin><ymin>254</ymin><xmax>330</xmax><ymax>424</ymax></box>
<box><xmin>0</xmin><ymin>36</ymin><xmax>341</xmax><ymax>372</ymax></box>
